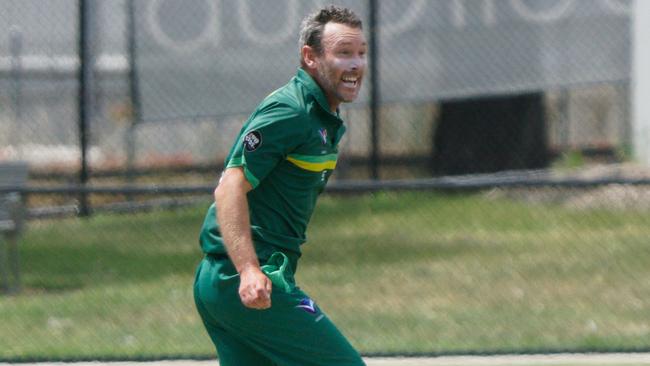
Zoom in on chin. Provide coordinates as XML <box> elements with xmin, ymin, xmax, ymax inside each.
<box><xmin>337</xmin><ymin>91</ymin><xmax>359</xmax><ymax>103</ymax></box>
<box><xmin>343</xmin><ymin>94</ymin><xmax>359</xmax><ymax>103</ymax></box>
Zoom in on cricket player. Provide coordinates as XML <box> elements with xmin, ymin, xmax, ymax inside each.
<box><xmin>193</xmin><ymin>5</ymin><xmax>367</xmax><ymax>366</ymax></box>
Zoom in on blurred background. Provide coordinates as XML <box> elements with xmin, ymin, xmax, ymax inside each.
<box><xmin>1</xmin><ymin>0</ymin><xmax>649</xmax><ymax>361</ymax></box>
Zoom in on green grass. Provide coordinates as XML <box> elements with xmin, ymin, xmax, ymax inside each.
<box><xmin>1</xmin><ymin>191</ymin><xmax>650</xmax><ymax>359</ymax></box>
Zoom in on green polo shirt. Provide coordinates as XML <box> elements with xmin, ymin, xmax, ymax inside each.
<box><xmin>199</xmin><ymin>68</ymin><xmax>346</xmax><ymax>257</ymax></box>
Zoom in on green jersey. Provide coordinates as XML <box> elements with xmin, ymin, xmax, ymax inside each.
<box><xmin>199</xmin><ymin>68</ymin><xmax>346</xmax><ymax>256</ymax></box>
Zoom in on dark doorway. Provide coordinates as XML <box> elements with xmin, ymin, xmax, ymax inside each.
<box><xmin>432</xmin><ymin>93</ymin><xmax>549</xmax><ymax>176</ymax></box>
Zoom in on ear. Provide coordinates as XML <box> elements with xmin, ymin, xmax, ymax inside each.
<box><xmin>301</xmin><ymin>45</ymin><xmax>318</xmax><ymax>71</ymax></box>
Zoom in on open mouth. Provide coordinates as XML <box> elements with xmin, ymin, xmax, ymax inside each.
<box><xmin>341</xmin><ymin>75</ymin><xmax>359</xmax><ymax>88</ymax></box>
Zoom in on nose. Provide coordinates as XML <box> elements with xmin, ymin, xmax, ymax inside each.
<box><xmin>350</xmin><ymin>56</ymin><xmax>365</xmax><ymax>70</ymax></box>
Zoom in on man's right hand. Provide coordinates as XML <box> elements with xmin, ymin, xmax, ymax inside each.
<box><xmin>238</xmin><ymin>265</ymin><xmax>273</xmax><ymax>310</ymax></box>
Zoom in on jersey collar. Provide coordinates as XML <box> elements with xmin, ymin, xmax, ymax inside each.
<box><xmin>295</xmin><ymin>68</ymin><xmax>343</xmax><ymax>122</ymax></box>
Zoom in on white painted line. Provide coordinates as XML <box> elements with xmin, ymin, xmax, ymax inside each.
<box><xmin>366</xmin><ymin>353</ymin><xmax>650</xmax><ymax>365</ymax></box>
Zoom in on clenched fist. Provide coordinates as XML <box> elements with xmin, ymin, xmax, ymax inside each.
<box><xmin>238</xmin><ymin>265</ymin><xmax>273</xmax><ymax>309</ymax></box>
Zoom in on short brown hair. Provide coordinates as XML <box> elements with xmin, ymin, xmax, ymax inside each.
<box><xmin>299</xmin><ymin>5</ymin><xmax>362</xmax><ymax>60</ymax></box>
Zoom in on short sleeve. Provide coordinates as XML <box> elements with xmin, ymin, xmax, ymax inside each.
<box><xmin>226</xmin><ymin>104</ymin><xmax>306</xmax><ymax>188</ymax></box>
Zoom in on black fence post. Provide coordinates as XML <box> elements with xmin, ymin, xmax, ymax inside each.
<box><xmin>126</xmin><ymin>0</ymin><xmax>141</xmax><ymax>185</ymax></box>
<box><xmin>77</xmin><ymin>0</ymin><xmax>93</xmax><ymax>216</ymax></box>
<box><xmin>368</xmin><ymin>0</ymin><xmax>380</xmax><ymax>180</ymax></box>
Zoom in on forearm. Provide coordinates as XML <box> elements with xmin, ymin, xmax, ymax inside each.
<box><xmin>214</xmin><ymin>170</ymin><xmax>259</xmax><ymax>273</ymax></box>
<box><xmin>214</xmin><ymin>167</ymin><xmax>271</xmax><ymax>309</ymax></box>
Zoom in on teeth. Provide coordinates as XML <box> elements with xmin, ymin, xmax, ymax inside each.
<box><xmin>342</xmin><ymin>76</ymin><xmax>357</xmax><ymax>82</ymax></box>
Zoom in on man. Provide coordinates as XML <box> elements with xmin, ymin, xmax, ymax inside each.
<box><xmin>193</xmin><ymin>5</ymin><xmax>367</xmax><ymax>366</ymax></box>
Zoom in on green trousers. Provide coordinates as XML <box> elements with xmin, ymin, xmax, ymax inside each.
<box><xmin>193</xmin><ymin>251</ymin><xmax>366</xmax><ymax>366</ymax></box>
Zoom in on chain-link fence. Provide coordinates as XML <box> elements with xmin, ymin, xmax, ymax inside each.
<box><xmin>2</xmin><ymin>0</ymin><xmax>650</xmax><ymax>361</ymax></box>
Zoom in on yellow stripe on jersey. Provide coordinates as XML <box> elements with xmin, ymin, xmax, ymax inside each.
<box><xmin>286</xmin><ymin>155</ymin><xmax>337</xmax><ymax>172</ymax></box>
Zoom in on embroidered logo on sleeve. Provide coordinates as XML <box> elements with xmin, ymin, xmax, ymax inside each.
<box><xmin>243</xmin><ymin>131</ymin><xmax>262</xmax><ymax>152</ymax></box>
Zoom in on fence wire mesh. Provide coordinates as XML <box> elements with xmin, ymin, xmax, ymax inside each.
<box><xmin>1</xmin><ymin>0</ymin><xmax>649</xmax><ymax>361</ymax></box>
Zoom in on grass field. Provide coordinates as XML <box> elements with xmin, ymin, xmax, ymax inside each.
<box><xmin>1</xmin><ymin>191</ymin><xmax>649</xmax><ymax>360</ymax></box>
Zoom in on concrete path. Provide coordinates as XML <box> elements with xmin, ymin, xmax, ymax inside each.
<box><xmin>3</xmin><ymin>353</ymin><xmax>650</xmax><ymax>366</ymax></box>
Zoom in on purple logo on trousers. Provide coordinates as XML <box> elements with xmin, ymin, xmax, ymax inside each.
<box><xmin>296</xmin><ymin>298</ymin><xmax>318</xmax><ymax>314</ymax></box>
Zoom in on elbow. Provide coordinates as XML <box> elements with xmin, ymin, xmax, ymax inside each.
<box><xmin>213</xmin><ymin>186</ymin><xmax>219</xmax><ymax>203</ymax></box>
<box><xmin>214</xmin><ymin>167</ymin><xmax>252</xmax><ymax>205</ymax></box>
<box><xmin>214</xmin><ymin>173</ymin><xmax>239</xmax><ymax>204</ymax></box>
<box><xmin>214</xmin><ymin>182</ymin><xmax>226</xmax><ymax>205</ymax></box>
<box><xmin>214</xmin><ymin>171</ymin><xmax>226</xmax><ymax>202</ymax></box>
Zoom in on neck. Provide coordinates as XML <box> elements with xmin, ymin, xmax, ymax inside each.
<box><xmin>327</xmin><ymin>97</ymin><xmax>339</xmax><ymax>113</ymax></box>
<box><xmin>303</xmin><ymin>68</ymin><xmax>339</xmax><ymax>113</ymax></box>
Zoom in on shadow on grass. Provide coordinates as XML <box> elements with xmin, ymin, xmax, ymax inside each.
<box><xmin>20</xmin><ymin>244</ymin><xmax>201</xmax><ymax>292</ymax></box>
<box><xmin>16</xmin><ymin>206</ymin><xmax>208</xmax><ymax>293</ymax></box>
